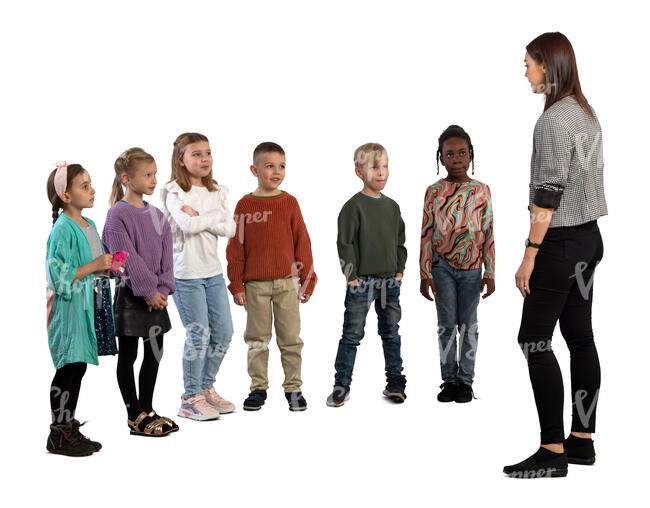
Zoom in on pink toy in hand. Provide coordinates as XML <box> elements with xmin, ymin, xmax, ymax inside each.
<box><xmin>110</xmin><ymin>250</ymin><xmax>129</xmax><ymax>273</ymax></box>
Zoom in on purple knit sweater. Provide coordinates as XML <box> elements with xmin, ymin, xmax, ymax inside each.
<box><xmin>102</xmin><ymin>201</ymin><xmax>175</xmax><ymax>301</ymax></box>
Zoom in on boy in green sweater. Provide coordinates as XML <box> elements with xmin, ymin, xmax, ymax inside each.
<box><xmin>327</xmin><ymin>143</ymin><xmax>407</xmax><ymax>407</ymax></box>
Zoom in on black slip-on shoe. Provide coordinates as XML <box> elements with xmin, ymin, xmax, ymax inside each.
<box><xmin>503</xmin><ymin>447</ymin><xmax>568</xmax><ymax>478</ymax></box>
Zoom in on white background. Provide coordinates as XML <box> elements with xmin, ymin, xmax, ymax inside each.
<box><xmin>1</xmin><ymin>0</ymin><xmax>648</xmax><ymax>506</ymax></box>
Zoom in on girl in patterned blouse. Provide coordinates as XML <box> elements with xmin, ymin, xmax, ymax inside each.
<box><xmin>419</xmin><ymin>125</ymin><xmax>495</xmax><ymax>404</ymax></box>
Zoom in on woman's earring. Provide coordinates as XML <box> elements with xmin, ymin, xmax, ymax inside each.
<box><xmin>437</xmin><ymin>166</ymin><xmax>439</xmax><ymax>175</ymax></box>
<box><xmin>472</xmin><ymin>166</ymin><xmax>475</xmax><ymax>175</ymax></box>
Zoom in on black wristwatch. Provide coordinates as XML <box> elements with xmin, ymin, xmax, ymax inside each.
<box><xmin>525</xmin><ymin>238</ymin><xmax>542</xmax><ymax>249</ymax></box>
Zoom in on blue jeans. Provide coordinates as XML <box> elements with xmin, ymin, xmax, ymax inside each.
<box><xmin>430</xmin><ymin>251</ymin><xmax>482</xmax><ymax>385</ymax></box>
<box><xmin>334</xmin><ymin>276</ymin><xmax>404</xmax><ymax>385</ymax></box>
<box><xmin>173</xmin><ymin>274</ymin><xmax>234</xmax><ymax>398</ymax></box>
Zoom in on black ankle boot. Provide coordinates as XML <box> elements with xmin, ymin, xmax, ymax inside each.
<box><xmin>71</xmin><ymin>419</ymin><xmax>102</xmax><ymax>452</ymax></box>
<box><xmin>503</xmin><ymin>447</ymin><xmax>568</xmax><ymax>478</ymax></box>
<box><xmin>565</xmin><ymin>434</ymin><xmax>595</xmax><ymax>465</ymax></box>
<box><xmin>46</xmin><ymin>422</ymin><xmax>96</xmax><ymax>457</ymax></box>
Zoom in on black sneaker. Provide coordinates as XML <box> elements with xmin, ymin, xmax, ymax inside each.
<box><xmin>46</xmin><ymin>422</ymin><xmax>96</xmax><ymax>457</ymax></box>
<box><xmin>243</xmin><ymin>390</ymin><xmax>267</xmax><ymax>411</ymax></box>
<box><xmin>285</xmin><ymin>391</ymin><xmax>307</xmax><ymax>411</ymax></box>
<box><xmin>503</xmin><ymin>447</ymin><xmax>568</xmax><ymax>478</ymax></box>
<box><xmin>71</xmin><ymin>419</ymin><xmax>102</xmax><ymax>452</ymax></box>
<box><xmin>565</xmin><ymin>434</ymin><xmax>596</xmax><ymax>465</ymax></box>
<box><xmin>383</xmin><ymin>375</ymin><xmax>407</xmax><ymax>403</ymax></box>
<box><xmin>437</xmin><ymin>382</ymin><xmax>459</xmax><ymax>402</ymax></box>
<box><xmin>326</xmin><ymin>384</ymin><xmax>350</xmax><ymax>407</ymax></box>
<box><xmin>454</xmin><ymin>383</ymin><xmax>475</xmax><ymax>403</ymax></box>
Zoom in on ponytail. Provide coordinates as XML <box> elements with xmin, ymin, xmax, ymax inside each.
<box><xmin>111</xmin><ymin>147</ymin><xmax>155</xmax><ymax>206</ymax></box>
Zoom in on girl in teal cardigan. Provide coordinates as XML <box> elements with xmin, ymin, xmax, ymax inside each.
<box><xmin>46</xmin><ymin>162</ymin><xmax>123</xmax><ymax>457</ymax></box>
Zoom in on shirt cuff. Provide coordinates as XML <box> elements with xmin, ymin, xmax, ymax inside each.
<box><xmin>533</xmin><ymin>187</ymin><xmax>563</xmax><ymax>209</ymax></box>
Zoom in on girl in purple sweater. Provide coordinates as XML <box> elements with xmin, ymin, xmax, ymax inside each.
<box><xmin>102</xmin><ymin>147</ymin><xmax>178</xmax><ymax>437</ymax></box>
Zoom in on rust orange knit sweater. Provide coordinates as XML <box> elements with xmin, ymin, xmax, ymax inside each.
<box><xmin>226</xmin><ymin>191</ymin><xmax>317</xmax><ymax>295</ymax></box>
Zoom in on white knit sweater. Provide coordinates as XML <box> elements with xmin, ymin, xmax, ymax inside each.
<box><xmin>160</xmin><ymin>180</ymin><xmax>236</xmax><ymax>279</ymax></box>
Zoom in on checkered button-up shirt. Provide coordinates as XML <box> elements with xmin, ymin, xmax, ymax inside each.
<box><xmin>529</xmin><ymin>95</ymin><xmax>608</xmax><ymax>228</ymax></box>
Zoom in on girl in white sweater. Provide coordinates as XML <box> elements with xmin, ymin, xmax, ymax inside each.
<box><xmin>161</xmin><ymin>132</ymin><xmax>237</xmax><ymax>421</ymax></box>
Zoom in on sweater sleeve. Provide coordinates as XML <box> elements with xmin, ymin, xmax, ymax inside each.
<box><xmin>165</xmin><ymin>190</ymin><xmax>224</xmax><ymax>234</ymax></box>
<box><xmin>481</xmin><ymin>185</ymin><xmax>495</xmax><ymax>279</ymax></box>
<box><xmin>291</xmin><ymin>199</ymin><xmax>317</xmax><ymax>295</ymax></box>
<box><xmin>336</xmin><ymin>201</ymin><xmax>360</xmax><ymax>282</ymax></box>
<box><xmin>210</xmin><ymin>189</ymin><xmax>237</xmax><ymax>238</ymax></box>
<box><xmin>396</xmin><ymin>204</ymin><xmax>407</xmax><ymax>274</ymax></box>
<box><xmin>102</xmin><ymin>214</ymin><xmax>158</xmax><ymax>302</ymax></box>
<box><xmin>46</xmin><ymin>233</ymin><xmax>77</xmax><ymax>301</ymax></box>
<box><xmin>157</xmin><ymin>216</ymin><xmax>175</xmax><ymax>296</ymax></box>
<box><xmin>419</xmin><ymin>187</ymin><xmax>435</xmax><ymax>279</ymax></box>
<box><xmin>225</xmin><ymin>201</ymin><xmax>246</xmax><ymax>295</ymax></box>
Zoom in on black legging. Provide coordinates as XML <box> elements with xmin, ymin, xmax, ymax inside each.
<box><xmin>50</xmin><ymin>362</ymin><xmax>87</xmax><ymax>424</ymax></box>
<box><xmin>117</xmin><ymin>335</ymin><xmax>164</xmax><ymax>420</ymax></box>
<box><xmin>518</xmin><ymin>219</ymin><xmax>603</xmax><ymax>444</ymax></box>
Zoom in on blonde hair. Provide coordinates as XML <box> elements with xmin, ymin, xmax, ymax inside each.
<box><xmin>110</xmin><ymin>147</ymin><xmax>155</xmax><ymax>205</ymax></box>
<box><xmin>354</xmin><ymin>143</ymin><xmax>387</xmax><ymax>168</ymax></box>
<box><xmin>170</xmin><ymin>132</ymin><xmax>217</xmax><ymax>192</ymax></box>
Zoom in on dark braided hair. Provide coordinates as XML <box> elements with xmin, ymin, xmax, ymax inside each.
<box><xmin>46</xmin><ymin>163</ymin><xmax>87</xmax><ymax>225</ymax></box>
<box><xmin>436</xmin><ymin>125</ymin><xmax>474</xmax><ymax>174</ymax></box>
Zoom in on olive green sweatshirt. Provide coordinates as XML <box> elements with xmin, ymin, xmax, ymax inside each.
<box><xmin>336</xmin><ymin>192</ymin><xmax>407</xmax><ymax>282</ymax></box>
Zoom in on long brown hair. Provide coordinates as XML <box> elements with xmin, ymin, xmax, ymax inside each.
<box><xmin>110</xmin><ymin>147</ymin><xmax>155</xmax><ymax>206</ymax></box>
<box><xmin>170</xmin><ymin>132</ymin><xmax>217</xmax><ymax>192</ymax></box>
<box><xmin>47</xmin><ymin>163</ymin><xmax>87</xmax><ymax>225</ymax></box>
<box><xmin>526</xmin><ymin>32</ymin><xmax>594</xmax><ymax>118</ymax></box>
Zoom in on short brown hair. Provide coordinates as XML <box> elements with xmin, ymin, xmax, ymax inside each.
<box><xmin>354</xmin><ymin>143</ymin><xmax>387</xmax><ymax>168</ymax></box>
<box><xmin>253</xmin><ymin>142</ymin><xmax>285</xmax><ymax>165</ymax></box>
<box><xmin>170</xmin><ymin>132</ymin><xmax>218</xmax><ymax>192</ymax></box>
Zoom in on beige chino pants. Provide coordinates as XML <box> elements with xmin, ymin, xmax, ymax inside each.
<box><xmin>244</xmin><ymin>277</ymin><xmax>303</xmax><ymax>392</ymax></box>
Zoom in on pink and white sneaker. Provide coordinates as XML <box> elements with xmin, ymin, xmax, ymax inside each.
<box><xmin>203</xmin><ymin>387</ymin><xmax>236</xmax><ymax>414</ymax></box>
<box><xmin>177</xmin><ymin>394</ymin><xmax>220</xmax><ymax>421</ymax></box>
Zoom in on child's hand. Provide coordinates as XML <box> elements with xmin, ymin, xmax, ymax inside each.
<box><xmin>146</xmin><ymin>292</ymin><xmax>168</xmax><ymax>312</ymax></box>
<box><xmin>348</xmin><ymin>279</ymin><xmax>360</xmax><ymax>286</ymax></box>
<box><xmin>481</xmin><ymin>277</ymin><xmax>495</xmax><ymax>298</ymax></box>
<box><xmin>420</xmin><ymin>279</ymin><xmax>436</xmax><ymax>301</ymax></box>
<box><xmin>94</xmin><ymin>254</ymin><xmax>114</xmax><ymax>272</ymax></box>
<box><xmin>233</xmin><ymin>292</ymin><xmax>246</xmax><ymax>306</ymax></box>
<box><xmin>181</xmin><ymin>205</ymin><xmax>199</xmax><ymax>216</ymax></box>
<box><xmin>395</xmin><ymin>272</ymin><xmax>403</xmax><ymax>281</ymax></box>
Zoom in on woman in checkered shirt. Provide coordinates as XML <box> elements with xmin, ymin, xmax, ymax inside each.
<box><xmin>504</xmin><ymin>32</ymin><xmax>608</xmax><ymax>478</ymax></box>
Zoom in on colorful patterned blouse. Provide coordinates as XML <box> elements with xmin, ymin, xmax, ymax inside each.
<box><xmin>419</xmin><ymin>178</ymin><xmax>495</xmax><ymax>279</ymax></box>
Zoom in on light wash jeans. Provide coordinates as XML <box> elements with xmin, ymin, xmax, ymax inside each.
<box><xmin>430</xmin><ymin>251</ymin><xmax>482</xmax><ymax>385</ymax></box>
<box><xmin>173</xmin><ymin>274</ymin><xmax>234</xmax><ymax>398</ymax></box>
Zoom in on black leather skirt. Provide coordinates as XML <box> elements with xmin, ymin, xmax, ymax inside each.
<box><xmin>113</xmin><ymin>282</ymin><xmax>171</xmax><ymax>338</ymax></box>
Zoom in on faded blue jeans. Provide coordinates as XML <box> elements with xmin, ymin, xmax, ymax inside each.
<box><xmin>430</xmin><ymin>251</ymin><xmax>482</xmax><ymax>385</ymax></box>
<box><xmin>334</xmin><ymin>276</ymin><xmax>404</xmax><ymax>386</ymax></box>
<box><xmin>173</xmin><ymin>274</ymin><xmax>234</xmax><ymax>398</ymax></box>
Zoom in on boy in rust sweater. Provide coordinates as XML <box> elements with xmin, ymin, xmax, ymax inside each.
<box><xmin>226</xmin><ymin>142</ymin><xmax>317</xmax><ymax>412</ymax></box>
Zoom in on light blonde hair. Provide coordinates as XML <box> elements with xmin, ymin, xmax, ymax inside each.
<box><xmin>110</xmin><ymin>147</ymin><xmax>155</xmax><ymax>205</ymax></box>
<box><xmin>354</xmin><ymin>143</ymin><xmax>387</xmax><ymax>168</ymax></box>
<box><xmin>170</xmin><ymin>132</ymin><xmax>218</xmax><ymax>192</ymax></box>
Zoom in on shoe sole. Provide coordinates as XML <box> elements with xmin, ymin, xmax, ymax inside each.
<box><xmin>47</xmin><ymin>447</ymin><xmax>94</xmax><ymax>457</ymax></box>
<box><xmin>455</xmin><ymin>398</ymin><xmax>472</xmax><ymax>403</ymax></box>
<box><xmin>243</xmin><ymin>404</ymin><xmax>263</xmax><ymax>411</ymax></box>
<box><xmin>567</xmin><ymin>456</ymin><xmax>595</xmax><ymax>465</ymax></box>
<box><xmin>211</xmin><ymin>407</ymin><xmax>235</xmax><ymax>414</ymax></box>
<box><xmin>504</xmin><ymin>468</ymin><xmax>568</xmax><ymax>478</ymax></box>
<box><xmin>326</xmin><ymin>393</ymin><xmax>350</xmax><ymax>407</ymax></box>
<box><xmin>383</xmin><ymin>390</ymin><xmax>406</xmax><ymax>403</ymax></box>
<box><xmin>437</xmin><ymin>397</ymin><xmax>455</xmax><ymax>402</ymax></box>
<box><xmin>288</xmin><ymin>405</ymin><xmax>307</xmax><ymax>411</ymax></box>
<box><xmin>177</xmin><ymin>409</ymin><xmax>220</xmax><ymax>421</ymax></box>
<box><xmin>129</xmin><ymin>429</ymin><xmax>173</xmax><ymax>436</ymax></box>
